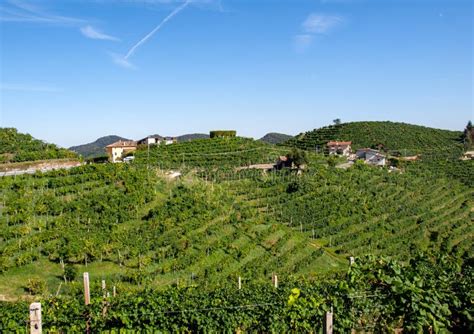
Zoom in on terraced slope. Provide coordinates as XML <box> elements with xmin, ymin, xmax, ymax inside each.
<box><xmin>1</xmin><ymin>157</ymin><xmax>472</xmax><ymax>299</ymax></box>
<box><xmin>0</xmin><ymin>164</ymin><xmax>344</xmax><ymax>299</ymax></box>
<box><xmin>219</xmin><ymin>165</ymin><xmax>473</xmax><ymax>261</ymax></box>
<box><xmin>134</xmin><ymin>137</ymin><xmax>290</xmax><ymax>169</ymax></box>
<box><xmin>0</xmin><ymin>128</ymin><xmax>76</xmax><ymax>163</ymax></box>
<box><xmin>285</xmin><ymin>121</ymin><xmax>463</xmax><ymax>155</ymax></box>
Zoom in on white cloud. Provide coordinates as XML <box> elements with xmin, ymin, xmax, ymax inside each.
<box><xmin>80</xmin><ymin>25</ymin><xmax>120</xmax><ymax>41</ymax></box>
<box><xmin>293</xmin><ymin>13</ymin><xmax>344</xmax><ymax>52</ymax></box>
<box><xmin>110</xmin><ymin>53</ymin><xmax>136</xmax><ymax>69</ymax></box>
<box><xmin>1</xmin><ymin>0</ymin><xmax>85</xmax><ymax>25</ymax></box>
<box><xmin>302</xmin><ymin>13</ymin><xmax>343</xmax><ymax>34</ymax></box>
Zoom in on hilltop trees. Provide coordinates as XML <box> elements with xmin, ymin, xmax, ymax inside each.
<box><xmin>463</xmin><ymin>120</ymin><xmax>473</xmax><ymax>148</ymax></box>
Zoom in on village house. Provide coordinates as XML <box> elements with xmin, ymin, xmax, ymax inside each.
<box><xmin>137</xmin><ymin>135</ymin><xmax>177</xmax><ymax>146</ymax></box>
<box><xmin>164</xmin><ymin>136</ymin><xmax>178</xmax><ymax>145</ymax></box>
<box><xmin>356</xmin><ymin>148</ymin><xmax>387</xmax><ymax>166</ymax></box>
<box><xmin>327</xmin><ymin>141</ymin><xmax>352</xmax><ymax>157</ymax></box>
<box><xmin>106</xmin><ymin>140</ymin><xmax>137</xmax><ymax>163</ymax></box>
<box><xmin>137</xmin><ymin>135</ymin><xmax>163</xmax><ymax>146</ymax></box>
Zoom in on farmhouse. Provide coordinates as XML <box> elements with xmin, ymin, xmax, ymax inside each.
<box><xmin>356</xmin><ymin>148</ymin><xmax>386</xmax><ymax>166</ymax></box>
<box><xmin>138</xmin><ymin>135</ymin><xmax>177</xmax><ymax>146</ymax></box>
<box><xmin>327</xmin><ymin>141</ymin><xmax>352</xmax><ymax>156</ymax></box>
<box><xmin>137</xmin><ymin>135</ymin><xmax>163</xmax><ymax>146</ymax></box>
<box><xmin>164</xmin><ymin>136</ymin><xmax>178</xmax><ymax>145</ymax></box>
<box><xmin>106</xmin><ymin>140</ymin><xmax>137</xmax><ymax>163</ymax></box>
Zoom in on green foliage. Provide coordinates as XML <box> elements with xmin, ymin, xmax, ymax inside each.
<box><xmin>0</xmin><ymin>128</ymin><xmax>76</xmax><ymax>163</ymax></box>
<box><xmin>64</xmin><ymin>264</ymin><xmax>77</xmax><ymax>282</ymax></box>
<box><xmin>210</xmin><ymin>130</ymin><xmax>237</xmax><ymax>138</ymax></box>
<box><xmin>286</xmin><ymin>148</ymin><xmax>308</xmax><ymax>168</ymax></box>
<box><xmin>462</xmin><ymin>120</ymin><xmax>474</xmax><ymax>148</ymax></box>
<box><xmin>134</xmin><ymin>137</ymin><xmax>289</xmax><ymax>169</ymax></box>
<box><xmin>1</xmin><ymin>256</ymin><xmax>472</xmax><ymax>332</ymax></box>
<box><xmin>25</xmin><ymin>278</ymin><xmax>47</xmax><ymax>295</ymax></box>
<box><xmin>285</xmin><ymin>121</ymin><xmax>463</xmax><ymax>156</ymax></box>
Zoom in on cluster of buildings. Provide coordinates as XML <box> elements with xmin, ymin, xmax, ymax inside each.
<box><xmin>106</xmin><ymin>135</ymin><xmax>177</xmax><ymax>163</ymax></box>
<box><xmin>327</xmin><ymin>141</ymin><xmax>387</xmax><ymax>166</ymax></box>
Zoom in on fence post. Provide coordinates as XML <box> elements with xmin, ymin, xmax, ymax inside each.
<box><xmin>29</xmin><ymin>302</ymin><xmax>42</xmax><ymax>334</ymax></box>
<box><xmin>349</xmin><ymin>257</ymin><xmax>355</xmax><ymax>266</ymax></box>
<box><xmin>238</xmin><ymin>276</ymin><xmax>242</xmax><ymax>290</ymax></box>
<box><xmin>274</xmin><ymin>275</ymin><xmax>278</xmax><ymax>288</ymax></box>
<box><xmin>324</xmin><ymin>311</ymin><xmax>333</xmax><ymax>334</ymax></box>
<box><xmin>83</xmin><ymin>272</ymin><xmax>90</xmax><ymax>305</ymax></box>
<box><xmin>101</xmin><ymin>279</ymin><xmax>106</xmax><ymax>298</ymax></box>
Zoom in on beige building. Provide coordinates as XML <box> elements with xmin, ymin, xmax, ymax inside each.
<box><xmin>106</xmin><ymin>140</ymin><xmax>137</xmax><ymax>163</ymax></box>
<box><xmin>327</xmin><ymin>141</ymin><xmax>352</xmax><ymax>156</ymax></box>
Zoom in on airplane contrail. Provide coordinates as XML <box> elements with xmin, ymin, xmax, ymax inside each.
<box><xmin>124</xmin><ymin>0</ymin><xmax>191</xmax><ymax>60</ymax></box>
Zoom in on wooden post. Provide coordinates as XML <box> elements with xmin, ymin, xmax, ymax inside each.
<box><xmin>113</xmin><ymin>286</ymin><xmax>116</xmax><ymax>297</ymax></box>
<box><xmin>349</xmin><ymin>257</ymin><xmax>355</xmax><ymax>266</ymax></box>
<box><xmin>102</xmin><ymin>279</ymin><xmax>106</xmax><ymax>298</ymax></box>
<box><xmin>29</xmin><ymin>302</ymin><xmax>42</xmax><ymax>334</ymax></box>
<box><xmin>274</xmin><ymin>275</ymin><xmax>278</xmax><ymax>288</ymax></box>
<box><xmin>83</xmin><ymin>272</ymin><xmax>90</xmax><ymax>305</ymax></box>
<box><xmin>238</xmin><ymin>276</ymin><xmax>242</xmax><ymax>290</ymax></box>
<box><xmin>324</xmin><ymin>311</ymin><xmax>333</xmax><ymax>334</ymax></box>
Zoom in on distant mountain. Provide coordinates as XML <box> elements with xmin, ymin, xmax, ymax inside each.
<box><xmin>177</xmin><ymin>133</ymin><xmax>209</xmax><ymax>142</ymax></box>
<box><xmin>259</xmin><ymin>132</ymin><xmax>293</xmax><ymax>145</ymax></box>
<box><xmin>69</xmin><ymin>135</ymin><xmax>129</xmax><ymax>158</ymax></box>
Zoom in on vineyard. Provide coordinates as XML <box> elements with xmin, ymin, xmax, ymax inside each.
<box><xmin>285</xmin><ymin>121</ymin><xmax>464</xmax><ymax>155</ymax></box>
<box><xmin>0</xmin><ymin>125</ymin><xmax>473</xmax><ymax>332</ymax></box>
<box><xmin>134</xmin><ymin>137</ymin><xmax>290</xmax><ymax>169</ymax></box>
<box><xmin>1</xmin><ymin>255</ymin><xmax>472</xmax><ymax>332</ymax></box>
<box><xmin>0</xmin><ymin>128</ymin><xmax>76</xmax><ymax>163</ymax></box>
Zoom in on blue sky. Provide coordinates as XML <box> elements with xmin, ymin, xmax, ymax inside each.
<box><xmin>0</xmin><ymin>0</ymin><xmax>472</xmax><ymax>147</ymax></box>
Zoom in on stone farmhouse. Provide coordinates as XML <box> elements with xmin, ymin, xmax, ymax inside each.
<box><xmin>106</xmin><ymin>140</ymin><xmax>137</xmax><ymax>163</ymax></box>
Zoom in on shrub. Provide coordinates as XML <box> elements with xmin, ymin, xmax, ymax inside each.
<box><xmin>210</xmin><ymin>130</ymin><xmax>237</xmax><ymax>138</ymax></box>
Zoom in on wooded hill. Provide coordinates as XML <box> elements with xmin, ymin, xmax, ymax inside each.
<box><xmin>69</xmin><ymin>135</ymin><xmax>129</xmax><ymax>158</ymax></box>
<box><xmin>0</xmin><ymin>128</ymin><xmax>76</xmax><ymax>163</ymax></box>
<box><xmin>285</xmin><ymin>121</ymin><xmax>463</xmax><ymax>155</ymax></box>
<box><xmin>259</xmin><ymin>132</ymin><xmax>293</xmax><ymax>144</ymax></box>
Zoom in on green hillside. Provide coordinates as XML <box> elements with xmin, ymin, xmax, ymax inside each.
<box><xmin>69</xmin><ymin>135</ymin><xmax>129</xmax><ymax>158</ymax></box>
<box><xmin>286</xmin><ymin>121</ymin><xmax>463</xmax><ymax>155</ymax></box>
<box><xmin>0</xmin><ymin>156</ymin><xmax>472</xmax><ymax>299</ymax></box>
<box><xmin>134</xmin><ymin>137</ymin><xmax>290</xmax><ymax>169</ymax></box>
<box><xmin>0</xmin><ymin>128</ymin><xmax>76</xmax><ymax>163</ymax></box>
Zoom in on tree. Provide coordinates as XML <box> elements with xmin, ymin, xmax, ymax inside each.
<box><xmin>286</xmin><ymin>149</ymin><xmax>308</xmax><ymax>169</ymax></box>
<box><xmin>333</xmin><ymin>118</ymin><xmax>341</xmax><ymax>125</ymax></box>
<box><xmin>463</xmin><ymin>120</ymin><xmax>473</xmax><ymax>148</ymax></box>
